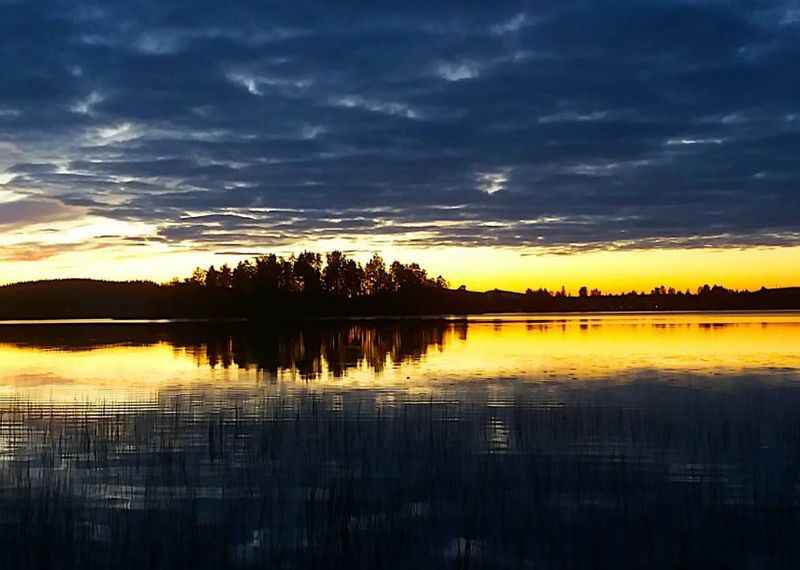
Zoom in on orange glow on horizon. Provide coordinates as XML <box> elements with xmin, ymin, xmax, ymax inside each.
<box><xmin>1</xmin><ymin>242</ymin><xmax>798</xmax><ymax>294</ymax></box>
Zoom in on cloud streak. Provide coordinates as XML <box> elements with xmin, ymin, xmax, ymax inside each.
<box><xmin>0</xmin><ymin>0</ymin><xmax>798</xmax><ymax>256</ymax></box>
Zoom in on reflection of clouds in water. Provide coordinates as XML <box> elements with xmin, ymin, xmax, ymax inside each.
<box><xmin>7</xmin><ymin>371</ymin><xmax>75</xmax><ymax>387</ymax></box>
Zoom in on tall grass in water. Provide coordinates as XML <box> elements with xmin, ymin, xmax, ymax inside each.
<box><xmin>1</xmin><ymin>378</ymin><xmax>800</xmax><ymax>569</ymax></box>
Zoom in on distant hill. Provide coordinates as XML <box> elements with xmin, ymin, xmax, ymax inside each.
<box><xmin>0</xmin><ymin>279</ymin><xmax>170</xmax><ymax>320</ymax></box>
<box><xmin>1</xmin><ymin>278</ymin><xmax>799</xmax><ymax>321</ymax></box>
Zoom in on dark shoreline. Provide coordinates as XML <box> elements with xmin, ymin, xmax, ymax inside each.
<box><xmin>0</xmin><ymin>308</ymin><xmax>799</xmax><ymax>329</ymax></box>
<box><xmin>2</xmin><ymin>278</ymin><xmax>800</xmax><ymax>321</ymax></box>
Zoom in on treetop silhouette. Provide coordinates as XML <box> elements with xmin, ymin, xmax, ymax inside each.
<box><xmin>0</xmin><ymin>250</ymin><xmax>799</xmax><ymax>319</ymax></box>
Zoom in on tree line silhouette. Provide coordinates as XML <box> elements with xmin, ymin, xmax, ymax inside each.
<box><xmin>1</xmin><ymin>250</ymin><xmax>799</xmax><ymax>319</ymax></box>
<box><xmin>169</xmin><ymin>251</ymin><xmax>452</xmax><ymax>317</ymax></box>
<box><xmin>183</xmin><ymin>252</ymin><xmax>447</xmax><ymax>300</ymax></box>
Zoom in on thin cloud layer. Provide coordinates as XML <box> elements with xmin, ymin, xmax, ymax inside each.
<box><xmin>0</xmin><ymin>198</ymin><xmax>81</xmax><ymax>228</ymax></box>
<box><xmin>1</xmin><ymin>0</ymin><xmax>799</xmax><ymax>256</ymax></box>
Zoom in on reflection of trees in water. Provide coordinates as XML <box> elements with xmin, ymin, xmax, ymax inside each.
<box><xmin>195</xmin><ymin>323</ymin><xmax>459</xmax><ymax>379</ymax></box>
<box><xmin>0</xmin><ymin>322</ymin><xmax>463</xmax><ymax>380</ymax></box>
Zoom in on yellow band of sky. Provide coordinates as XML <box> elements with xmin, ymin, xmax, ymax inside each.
<box><xmin>1</xmin><ymin>241</ymin><xmax>798</xmax><ymax>294</ymax></box>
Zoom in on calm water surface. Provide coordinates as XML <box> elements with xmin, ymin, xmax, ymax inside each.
<box><xmin>1</xmin><ymin>313</ymin><xmax>799</xmax><ymax>568</ymax></box>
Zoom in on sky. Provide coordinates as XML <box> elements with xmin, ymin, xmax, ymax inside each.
<box><xmin>1</xmin><ymin>0</ymin><xmax>799</xmax><ymax>292</ymax></box>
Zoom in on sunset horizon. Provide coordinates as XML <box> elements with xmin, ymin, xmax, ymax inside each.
<box><xmin>1</xmin><ymin>245</ymin><xmax>798</xmax><ymax>295</ymax></box>
<box><xmin>2</xmin><ymin>3</ymin><xmax>800</xmax><ymax>568</ymax></box>
<box><xmin>3</xmin><ymin>3</ymin><xmax>799</xmax><ymax>296</ymax></box>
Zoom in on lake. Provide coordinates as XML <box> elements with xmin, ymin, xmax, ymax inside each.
<box><xmin>1</xmin><ymin>313</ymin><xmax>799</xmax><ymax>568</ymax></box>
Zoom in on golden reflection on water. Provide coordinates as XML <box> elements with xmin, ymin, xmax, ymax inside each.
<box><xmin>417</xmin><ymin>314</ymin><xmax>800</xmax><ymax>380</ymax></box>
<box><xmin>0</xmin><ymin>313</ymin><xmax>798</xmax><ymax>403</ymax></box>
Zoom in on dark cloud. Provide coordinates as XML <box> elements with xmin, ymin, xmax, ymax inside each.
<box><xmin>0</xmin><ymin>198</ymin><xmax>81</xmax><ymax>228</ymax></box>
<box><xmin>1</xmin><ymin>0</ymin><xmax>799</xmax><ymax>251</ymax></box>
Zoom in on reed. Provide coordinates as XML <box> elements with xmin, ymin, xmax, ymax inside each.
<box><xmin>1</xmin><ymin>377</ymin><xmax>800</xmax><ymax>569</ymax></box>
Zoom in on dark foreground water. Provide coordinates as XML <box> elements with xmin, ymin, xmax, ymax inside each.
<box><xmin>1</xmin><ymin>313</ymin><xmax>799</xmax><ymax>569</ymax></box>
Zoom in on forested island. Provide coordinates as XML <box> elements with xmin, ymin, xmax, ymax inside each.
<box><xmin>1</xmin><ymin>251</ymin><xmax>799</xmax><ymax>320</ymax></box>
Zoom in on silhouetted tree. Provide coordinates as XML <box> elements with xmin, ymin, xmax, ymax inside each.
<box><xmin>391</xmin><ymin>261</ymin><xmax>435</xmax><ymax>292</ymax></box>
<box><xmin>205</xmin><ymin>266</ymin><xmax>219</xmax><ymax>289</ymax></box>
<box><xmin>341</xmin><ymin>258</ymin><xmax>364</xmax><ymax>299</ymax></box>
<box><xmin>364</xmin><ymin>253</ymin><xmax>392</xmax><ymax>296</ymax></box>
<box><xmin>218</xmin><ymin>264</ymin><xmax>233</xmax><ymax>289</ymax></box>
<box><xmin>232</xmin><ymin>260</ymin><xmax>255</xmax><ymax>294</ymax></box>
<box><xmin>188</xmin><ymin>267</ymin><xmax>206</xmax><ymax>287</ymax></box>
<box><xmin>323</xmin><ymin>251</ymin><xmax>346</xmax><ymax>296</ymax></box>
<box><xmin>293</xmin><ymin>251</ymin><xmax>323</xmax><ymax>295</ymax></box>
<box><xmin>254</xmin><ymin>255</ymin><xmax>288</xmax><ymax>291</ymax></box>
